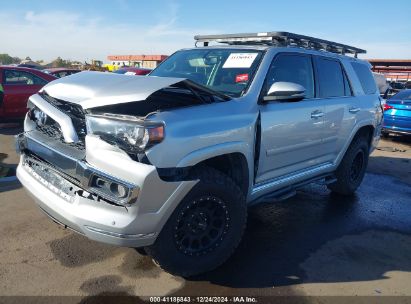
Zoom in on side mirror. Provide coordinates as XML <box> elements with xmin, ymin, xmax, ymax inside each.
<box><xmin>263</xmin><ymin>82</ymin><xmax>306</xmax><ymax>102</ymax></box>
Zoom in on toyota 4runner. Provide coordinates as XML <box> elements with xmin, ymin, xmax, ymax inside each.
<box><xmin>16</xmin><ymin>32</ymin><xmax>383</xmax><ymax>276</ymax></box>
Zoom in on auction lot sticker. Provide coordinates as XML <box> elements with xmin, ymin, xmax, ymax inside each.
<box><xmin>223</xmin><ymin>53</ymin><xmax>258</xmax><ymax>68</ymax></box>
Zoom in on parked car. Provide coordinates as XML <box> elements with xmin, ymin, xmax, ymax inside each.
<box><xmin>390</xmin><ymin>81</ymin><xmax>406</xmax><ymax>90</ymax></box>
<box><xmin>0</xmin><ymin>66</ymin><xmax>56</xmax><ymax>120</ymax></box>
<box><xmin>389</xmin><ymin>81</ymin><xmax>406</xmax><ymax>96</ymax></box>
<box><xmin>382</xmin><ymin>89</ymin><xmax>411</xmax><ymax>136</ymax></box>
<box><xmin>16</xmin><ymin>32</ymin><xmax>382</xmax><ymax>276</ymax></box>
<box><xmin>17</xmin><ymin>63</ymin><xmax>43</xmax><ymax>70</ymax></box>
<box><xmin>113</xmin><ymin>67</ymin><xmax>152</xmax><ymax>76</ymax></box>
<box><xmin>44</xmin><ymin>68</ymin><xmax>82</xmax><ymax>78</ymax></box>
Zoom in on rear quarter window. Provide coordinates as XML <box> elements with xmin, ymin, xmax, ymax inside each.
<box><xmin>351</xmin><ymin>62</ymin><xmax>377</xmax><ymax>95</ymax></box>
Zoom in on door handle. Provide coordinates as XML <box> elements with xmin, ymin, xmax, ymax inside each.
<box><xmin>349</xmin><ymin>107</ymin><xmax>361</xmax><ymax>114</ymax></box>
<box><xmin>311</xmin><ymin>110</ymin><xmax>324</xmax><ymax>119</ymax></box>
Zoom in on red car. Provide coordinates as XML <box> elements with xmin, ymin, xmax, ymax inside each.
<box><xmin>0</xmin><ymin>66</ymin><xmax>57</xmax><ymax>120</ymax></box>
<box><xmin>44</xmin><ymin>68</ymin><xmax>81</xmax><ymax>78</ymax></box>
<box><xmin>113</xmin><ymin>67</ymin><xmax>152</xmax><ymax>76</ymax></box>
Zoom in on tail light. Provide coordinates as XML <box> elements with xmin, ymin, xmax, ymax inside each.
<box><xmin>383</xmin><ymin>104</ymin><xmax>394</xmax><ymax>111</ymax></box>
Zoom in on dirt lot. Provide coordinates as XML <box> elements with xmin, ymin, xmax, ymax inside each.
<box><xmin>0</xmin><ymin>125</ymin><xmax>411</xmax><ymax>303</ymax></box>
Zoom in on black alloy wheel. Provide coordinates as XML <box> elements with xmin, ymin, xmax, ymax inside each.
<box><xmin>174</xmin><ymin>195</ymin><xmax>230</xmax><ymax>256</ymax></box>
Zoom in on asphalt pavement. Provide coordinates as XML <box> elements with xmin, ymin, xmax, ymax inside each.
<box><xmin>1</xmin><ymin>126</ymin><xmax>410</xmax><ymax>302</ymax></box>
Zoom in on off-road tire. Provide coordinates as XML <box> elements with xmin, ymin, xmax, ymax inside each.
<box><xmin>145</xmin><ymin>167</ymin><xmax>247</xmax><ymax>277</ymax></box>
<box><xmin>328</xmin><ymin>134</ymin><xmax>369</xmax><ymax>195</ymax></box>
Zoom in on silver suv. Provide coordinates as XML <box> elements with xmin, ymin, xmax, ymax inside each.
<box><xmin>16</xmin><ymin>32</ymin><xmax>383</xmax><ymax>276</ymax></box>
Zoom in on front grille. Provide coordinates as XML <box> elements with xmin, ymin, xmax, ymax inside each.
<box><xmin>36</xmin><ymin>123</ymin><xmax>85</xmax><ymax>150</ymax></box>
<box><xmin>32</xmin><ymin>92</ymin><xmax>87</xmax><ymax>151</ymax></box>
<box><xmin>39</xmin><ymin>91</ymin><xmax>87</xmax><ymax>140</ymax></box>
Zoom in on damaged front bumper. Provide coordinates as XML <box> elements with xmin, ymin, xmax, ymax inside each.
<box><xmin>16</xmin><ymin>130</ymin><xmax>197</xmax><ymax>247</ymax></box>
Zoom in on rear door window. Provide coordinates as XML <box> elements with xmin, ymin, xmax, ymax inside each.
<box><xmin>316</xmin><ymin>57</ymin><xmax>345</xmax><ymax>98</ymax></box>
<box><xmin>351</xmin><ymin>62</ymin><xmax>377</xmax><ymax>95</ymax></box>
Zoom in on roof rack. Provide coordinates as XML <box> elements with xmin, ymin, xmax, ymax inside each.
<box><xmin>194</xmin><ymin>31</ymin><xmax>366</xmax><ymax>58</ymax></box>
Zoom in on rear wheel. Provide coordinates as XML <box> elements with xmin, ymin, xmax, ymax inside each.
<box><xmin>145</xmin><ymin>167</ymin><xmax>247</xmax><ymax>277</ymax></box>
<box><xmin>328</xmin><ymin>134</ymin><xmax>369</xmax><ymax>196</ymax></box>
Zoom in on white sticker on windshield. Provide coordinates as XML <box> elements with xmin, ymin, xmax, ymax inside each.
<box><xmin>222</xmin><ymin>53</ymin><xmax>258</xmax><ymax>68</ymax></box>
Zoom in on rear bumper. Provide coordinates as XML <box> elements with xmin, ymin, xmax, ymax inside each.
<box><xmin>16</xmin><ymin>131</ymin><xmax>197</xmax><ymax>248</ymax></box>
<box><xmin>383</xmin><ymin>115</ymin><xmax>411</xmax><ymax>135</ymax></box>
<box><xmin>382</xmin><ymin>127</ymin><xmax>411</xmax><ymax>135</ymax></box>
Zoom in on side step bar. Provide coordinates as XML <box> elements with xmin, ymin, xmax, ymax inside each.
<box><xmin>249</xmin><ymin>174</ymin><xmax>336</xmax><ymax>206</ymax></box>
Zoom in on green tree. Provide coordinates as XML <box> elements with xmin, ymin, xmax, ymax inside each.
<box><xmin>54</xmin><ymin>57</ymin><xmax>62</xmax><ymax>67</ymax></box>
<box><xmin>0</xmin><ymin>54</ymin><xmax>20</xmax><ymax>65</ymax></box>
<box><xmin>52</xmin><ymin>57</ymin><xmax>72</xmax><ymax>68</ymax></box>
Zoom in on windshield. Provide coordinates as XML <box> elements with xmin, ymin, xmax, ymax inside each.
<box><xmin>390</xmin><ymin>90</ymin><xmax>411</xmax><ymax>100</ymax></box>
<box><xmin>150</xmin><ymin>49</ymin><xmax>264</xmax><ymax>97</ymax></box>
<box><xmin>114</xmin><ymin>69</ymin><xmax>127</xmax><ymax>74</ymax></box>
<box><xmin>391</xmin><ymin>82</ymin><xmax>405</xmax><ymax>90</ymax></box>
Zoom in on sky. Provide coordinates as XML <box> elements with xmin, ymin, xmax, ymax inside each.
<box><xmin>1</xmin><ymin>0</ymin><xmax>410</xmax><ymax>63</ymax></box>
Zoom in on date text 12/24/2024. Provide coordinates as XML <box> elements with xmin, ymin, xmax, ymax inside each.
<box><xmin>149</xmin><ymin>296</ymin><xmax>258</xmax><ymax>303</ymax></box>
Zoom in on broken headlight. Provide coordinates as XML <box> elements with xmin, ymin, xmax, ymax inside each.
<box><xmin>85</xmin><ymin>114</ymin><xmax>164</xmax><ymax>152</ymax></box>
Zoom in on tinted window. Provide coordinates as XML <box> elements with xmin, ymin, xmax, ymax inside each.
<box><xmin>317</xmin><ymin>57</ymin><xmax>345</xmax><ymax>98</ymax></box>
<box><xmin>351</xmin><ymin>62</ymin><xmax>377</xmax><ymax>94</ymax></box>
<box><xmin>4</xmin><ymin>70</ymin><xmax>47</xmax><ymax>85</ymax></box>
<box><xmin>266</xmin><ymin>54</ymin><xmax>314</xmax><ymax>98</ymax></box>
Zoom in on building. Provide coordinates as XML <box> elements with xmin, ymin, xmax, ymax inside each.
<box><xmin>368</xmin><ymin>59</ymin><xmax>411</xmax><ymax>82</ymax></box>
<box><xmin>107</xmin><ymin>55</ymin><xmax>168</xmax><ymax>69</ymax></box>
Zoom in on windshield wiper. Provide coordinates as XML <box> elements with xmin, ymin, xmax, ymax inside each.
<box><xmin>183</xmin><ymin>80</ymin><xmax>232</xmax><ymax>102</ymax></box>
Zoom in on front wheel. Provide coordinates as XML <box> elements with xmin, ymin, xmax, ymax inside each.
<box><xmin>145</xmin><ymin>167</ymin><xmax>247</xmax><ymax>277</ymax></box>
<box><xmin>328</xmin><ymin>135</ymin><xmax>369</xmax><ymax>196</ymax></box>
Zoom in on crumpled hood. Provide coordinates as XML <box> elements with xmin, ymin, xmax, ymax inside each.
<box><xmin>41</xmin><ymin>71</ymin><xmax>185</xmax><ymax>109</ymax></box>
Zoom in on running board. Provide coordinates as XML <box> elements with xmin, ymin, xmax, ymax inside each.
<box><xmin>249</xmin><ymin>173</ymin><xmax>336</xmax><ymax>206</ymax></box>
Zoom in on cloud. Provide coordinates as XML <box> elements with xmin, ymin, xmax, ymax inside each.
<box><xmin>0</xmin><ymin>7</ymin><xmax>406</xmax><ymax>62</ymax></box>
<box><xmin>0</xmin><ymin>8</ymin><xmax>217</xmax><ymax>62</ymax></box>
